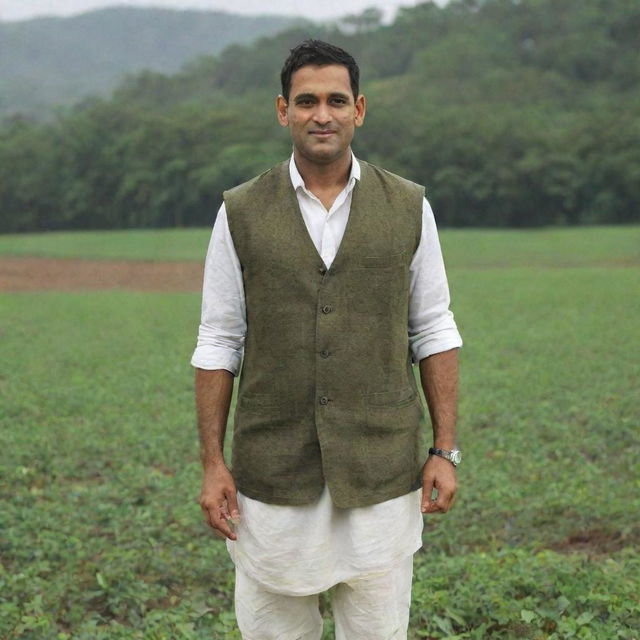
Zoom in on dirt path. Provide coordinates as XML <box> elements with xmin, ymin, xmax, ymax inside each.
<box><xmin>0</xmin><ymin>256</ymin><xmax>203</xmax><ymax>292</ymax></box>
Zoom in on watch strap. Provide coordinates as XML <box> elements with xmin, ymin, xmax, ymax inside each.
<box><xmin>428</xmin><ymin>447</ymin><xmax>461</xmax><ymax>466</ymax></box>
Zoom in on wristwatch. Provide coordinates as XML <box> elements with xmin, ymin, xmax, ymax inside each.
<box><xmin>428</xmin><ymin>447</ymin><xmax>462</xmax><ymax>467</ymax></box>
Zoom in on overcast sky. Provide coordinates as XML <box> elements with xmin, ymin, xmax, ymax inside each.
<box><xmin>0</xmin><ymin>0</ymin><xmax>442</xmax><ymax>23</ymax></box>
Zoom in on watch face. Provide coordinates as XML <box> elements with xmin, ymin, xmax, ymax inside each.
<box><xmin>451</xmin><ymin>450</ymin><xmax>462</xmax><ymax>465</ymax></box>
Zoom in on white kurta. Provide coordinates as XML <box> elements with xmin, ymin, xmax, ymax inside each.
<box><xmin>192</xmin><ymin>154</ymin><xmax>462</xmax><ymax>595</ymax></box>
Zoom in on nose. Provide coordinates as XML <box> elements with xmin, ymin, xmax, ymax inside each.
<box><xmin>313</xmin><ymin>102</ymin><xmax>331</xmax><ymax>126</ymax></box>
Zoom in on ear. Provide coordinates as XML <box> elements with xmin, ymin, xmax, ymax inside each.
<box><xmin>354</xmin><ymin>94</ymin><xmax>366</xmax><ymax>128</ymax></box>
<box><xmin>276</xmin><ymin>95</ymin><xmax>289</xmax><ymax>127</ymax></box>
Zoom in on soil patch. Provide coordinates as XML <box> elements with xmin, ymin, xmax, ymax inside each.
<box><xmin>546</xmin><ymin>528</ymin><xmax>637</xmax><ymax>555</ymax></box>
<box><xmin>0</xmin><ymin>256</ymin><xmax>203</xmax><ymax>293</ymax></box>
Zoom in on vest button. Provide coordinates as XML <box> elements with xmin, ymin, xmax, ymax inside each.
<box><xmin>318</xmin><ymin>267</ymin><xmax>327</xmax><ymax>275</ymax></box>
<box><xmin>320</xmin><ymin>349</ymin><xmax>330</xmax><ymax>358</ymax></box>
<box><xmin>319</xmin><ymin>396</ymin><xmax>329</xmax><ymax>405</ymax></box>
<box><xmin>321</xmin><ymin>305</ymin><xmax>333</xmax><ymax>314</ymax></box>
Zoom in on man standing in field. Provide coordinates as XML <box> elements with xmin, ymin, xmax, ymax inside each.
<box><xmin>191</xmin><ymin>39</ymin><xmax>462</xmax><ymax>639</ymax></box>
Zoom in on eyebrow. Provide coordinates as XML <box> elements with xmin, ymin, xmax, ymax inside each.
<box><xmin>293</xmin><ymin>92</ymin><xmax>351</xmax><ymax>103</ymax></box>
<box><xmin>293</xmin><ymin>93</ymin><xmax>316</xmax><ymax>103</ymax></box>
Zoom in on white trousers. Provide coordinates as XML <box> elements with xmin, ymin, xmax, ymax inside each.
<box><xmin>234</xmin><ymin>555</ymin><xmax>414</xmax><ymax>640</ymax></box>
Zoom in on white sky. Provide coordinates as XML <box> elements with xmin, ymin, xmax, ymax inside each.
<box><xmin>0</xmin><ymin>0</ymin><xmax>443</xmax><ymax>23</ymax></box>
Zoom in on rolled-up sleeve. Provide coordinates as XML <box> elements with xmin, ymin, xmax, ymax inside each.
<box><xmin>408</xmin><ymin>198</ymin><xmax>463</xmax><ymax>362</ymax></box>
<box><xmin>190</xmin><ymin>203</ymin><xmax>246</xmax><ymax>375</ymax></box>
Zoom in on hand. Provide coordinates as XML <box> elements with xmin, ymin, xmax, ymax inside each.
<box><xmin>421</xmin><ymin>454</ymin><xmax>457</xmax><ymax>514</ymax></box>
<box><xmin>199</xmin><ymin>464</ymin><xmax>240</xmax><ymax>540</ymax></box>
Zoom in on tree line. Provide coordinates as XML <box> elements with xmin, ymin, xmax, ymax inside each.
<box><xmin>1</xmin><ymin>0</ymin><xmax>639</xmax><ymax>232</ymax></box>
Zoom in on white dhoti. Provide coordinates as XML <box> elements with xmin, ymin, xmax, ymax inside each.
<box><xmin>235</xmin><ymin>555</ymin><xmax>414</xmax><ymax>640</ymax></box>
<box><xmin>226</xmin><ymin>486</ymin><xmax>423</xmax><ymax>639</ymax></box>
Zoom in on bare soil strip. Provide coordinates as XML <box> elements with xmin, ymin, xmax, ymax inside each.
<box><xmin>0</xmin><ymin>257</ymin><xmax>203</xmax><ymax>292</ymax></box>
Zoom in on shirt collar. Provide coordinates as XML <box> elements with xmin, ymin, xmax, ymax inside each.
<box><xmin>289</xmin><ymin>151</ymin><xmax>360</xmax><ymax>194</ymax></box>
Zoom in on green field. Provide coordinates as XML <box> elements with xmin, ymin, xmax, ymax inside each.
<box><xmin>0</xmin><ymin>225</ymin><xmax>638</xmax><ymax>268</ymax></box>
<box><xmin>0</xmin><ymin>228</ymin><xmax>212</xmax><ymax>262</ymax></box>
<box><xmin>1</xmin><ymin>227</ymin><xmax>639</xmax><ymax>639</ymax></box>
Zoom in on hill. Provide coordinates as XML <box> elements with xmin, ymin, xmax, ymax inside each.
<box><xmin>0</xmin><ymin>7</ymin><xmax>301</xmax><ymax>117</ymax></box>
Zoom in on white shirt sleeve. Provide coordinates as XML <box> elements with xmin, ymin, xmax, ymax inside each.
<box><xmin>408</xmin><ymin>198</ymin><xmax>463</xmax><ymax>362</ymax></box>
<box><xmin>190</xmin><ymin>203</ymin><xmax>246</xmax><ymax>375</ymax></box>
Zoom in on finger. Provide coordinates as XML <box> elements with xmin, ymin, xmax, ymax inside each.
<box><xmin>435</xmin><ymin>486</ymin><xmax>457</xmax><ymax>513</ymax></box>
<box><xmin>211</xmin><ymin>527</ymin><xmax>228</xmax><ymax>540</ymax></box>
<box><xmin>201</xmin><ymin>503</ymin><xmax>216</xmax><ymax>532</ymax></box>
<box><xmin>439</xmin><ymin>478</ymin><xmax>458</xmax><ymax>509</ymax></box>
<box><xmin>421</xmin><ymin>467</ymin><xmax>437</xmax><ymax>510</ymax></box>
<box><xmin>226</xmin><ymin>488</ymin><xmax>241</xmax><ymax>525</ymax></box>
<box><xmin>219</xmin><ymin>498</ymin><xmax>231</xmax><ymax>520</ymax></box>
<box><xmin>200</xmin><ymin>501</ymin><xmax>237</xmax><ymax>540</ymax></box>
<box><xmin>421</xmin><ymin>484</ymin><xmax>436</xmax><ymax>513</ymax></box>
<box><xmin>422</xmin><ymin>498</ymin><xmax>443</xmax><ymax>514</ymax></box>
<box><xmin>440</xmin><ymin>491</ymin><xmax>455</xmax><ymax>512</ymax></box>
<box><xmin>209</xmin><ymin>507</ymin><xmax>238</xmax><ymax>541</ymax></box>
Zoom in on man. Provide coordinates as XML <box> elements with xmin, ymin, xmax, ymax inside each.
<box><xmin>192</xmin><ymin>39</ymin><xmax>462</xmax><ymax>640</ymax></box>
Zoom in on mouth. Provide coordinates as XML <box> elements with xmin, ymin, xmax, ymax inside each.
<box><xmin>309</xmin><ymin>130</ymin><xmax>336</xmax><ymax>138</ymax></box>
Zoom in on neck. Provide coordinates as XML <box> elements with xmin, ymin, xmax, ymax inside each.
<box><xmin>293</xmin><ymin>148</ymin><xmax>352</xmax><ymax>193</ymax></box>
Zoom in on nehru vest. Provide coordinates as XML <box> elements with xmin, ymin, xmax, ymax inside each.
<box><xmin>224</xmin><ymin>159</ymin><xmax>426</xmax><ymax>508</ymax></box>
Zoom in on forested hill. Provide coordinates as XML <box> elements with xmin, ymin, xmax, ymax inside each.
<box><xmin>0</xmin><ymin>7</ymin><xmax>300</xmax><ymax>117</ymax></box>
<box><xmin>2</xmin><ymin>0</ymin><xmax>639</xmax><ymax>231</ymax></box>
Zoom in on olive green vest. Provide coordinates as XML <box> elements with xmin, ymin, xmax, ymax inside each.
<box><xmin>224</xmin><ymin>159</ymin><xmax>426</xmax><ymax>508</ymax></box>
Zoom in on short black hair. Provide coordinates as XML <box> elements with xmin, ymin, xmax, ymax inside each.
<box><xmin>280</xmin><ymin>39</ymin><xmax>360</xmax><ymax>101</ymax></box>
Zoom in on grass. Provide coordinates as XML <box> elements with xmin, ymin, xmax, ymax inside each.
<box><xmin>0</xmin><ymin>224</ymin><xmax>638</xmax><ymax>268</ymax></box>
<box><xmin>440</xmin><ymin>224</ymin><xmax>640</xmax><ymax>269</ymax></box>
<box><xmin>0</xmin><ymin>228</ymin><xmax>212</xmax><ymax>262</ymax></box>
<box><xmin>1</xmin><ymin>226</ymin><xmax>639</xmax><ymax>639</ymax></box>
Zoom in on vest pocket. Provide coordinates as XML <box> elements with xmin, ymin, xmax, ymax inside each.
<box><xmin>350</xmin><ymin>253</ymin><xmax>409</xmax><ymax>317</ymax></box>
<box><xmin>366</xmin><ymin>385</ymin><xmax>417</xmax><ymax>407</ymax></box>
<box><xmin>364</xmin><ymin>386</ymin><xmax>423</xmax><ymax>432</ymax></box>
<box><xmin>236</xmin><ymin>391</ymin><xmax>285</xmax><ymax>413</ymax></box>
<box><xmin>232</xmin><ymin>392</ymin><xmax>318</xmax><ymax>498</ymax></box>
<box><xmin>359</xmin><ymin>251</ymin><xmax>407</xmax><ymax>268</ymax></box>
<box><xmin>358</xmin><ymin>386</ymin><xmax>424</xmax><ymax>493</ymax></box>
<box><xmin>234</xmin><ymin>392</ymin><xmax>294</xmax><ymax>440</ymax></box>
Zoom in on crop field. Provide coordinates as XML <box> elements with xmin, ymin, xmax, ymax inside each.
<box><xmin>0</xmin><ymin>225</ymin><xmax>638</xmax><ymax>267</ymax></box>
<box><xmin>1</xmin><ymin>226</ymin><xmax>639</xmax><ymax>639</ymax></box>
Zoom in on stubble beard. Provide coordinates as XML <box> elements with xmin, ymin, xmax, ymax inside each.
<box><xmin>296</xmin><ymin>132</ymin><xmax>352</xmax><ymax>167</ymax></box>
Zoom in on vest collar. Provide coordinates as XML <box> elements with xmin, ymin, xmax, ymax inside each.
<box><xmin>288</xmin><ymin>152</ymin><xmax>361</xmax><ymax>197</ymax></box>
<box><xmin>279</xmin><ymin>159</ymin><xmax>374</xmax><ymax>274</ymax></box>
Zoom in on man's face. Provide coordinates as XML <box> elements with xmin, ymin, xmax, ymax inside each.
<box><xmin>276</xmin><ymin>64</ymin><xmax>366</xmax><ymax>166</ymax></box>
